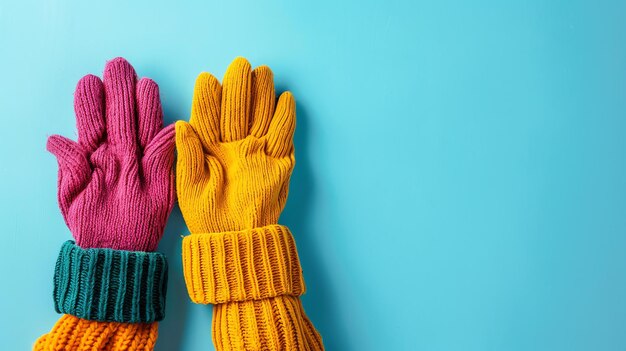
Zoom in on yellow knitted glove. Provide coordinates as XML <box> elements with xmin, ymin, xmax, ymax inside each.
<box><xmin>176</xmin><ymin>57</ymin><xmax>324</xmax><ymax>351</ymax></box>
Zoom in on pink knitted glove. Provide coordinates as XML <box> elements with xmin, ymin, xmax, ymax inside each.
<box><xmin>35</xmin><ymin>57</ymin><xmax>173</xmax><ymax>351</ymax></box>
<box><xmin>46</xmin><ymin>57</ymin><xmax>176</xmax><ymax>252</ymax></box>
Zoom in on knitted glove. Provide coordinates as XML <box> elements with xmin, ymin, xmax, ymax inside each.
<box><xmin>35</xmin><ymin>57</ymin><xmax>175</xmax><ymax>351</ymax></box>
<box><xmin>176</xmin><ymin>57</ymin><xmax>324</xmax><ymax>350</ymax></box>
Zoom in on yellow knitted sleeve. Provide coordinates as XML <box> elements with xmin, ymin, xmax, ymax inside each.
<box><xmin>176</xmin><ymin>57</ymin><xmax>324</xmax><ymax>350</ymax></box>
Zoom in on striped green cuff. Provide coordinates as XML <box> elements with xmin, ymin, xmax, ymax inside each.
<box><xmin>53</xmin><ymin>240</ymin><xmax>168</xmax><ymax>323</ymax></box>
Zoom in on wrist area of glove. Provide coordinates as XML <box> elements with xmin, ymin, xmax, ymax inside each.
<box><xmin>54</xmin><ymin>241</ymin><xmax>168</xmax><ymax>323</ymax></box>
<box><xmin>182</xmin><ymin>224</ymin><xmax>305</xmax><ymax>304</ymax></box>
<box><xmin>73</xmin><ymin>231</ymin><xmax>163</xmax><ymax>252</ymax></box>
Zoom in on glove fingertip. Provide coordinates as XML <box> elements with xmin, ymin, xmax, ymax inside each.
<box><xmin>47</xmin><ymin>134</ymin><xmax>72</xmax><ymax>157</ymax></box>
<box><xmin>175</xmin><ymin>121</ymin><xmax>203</xmax><ymax>149</ymax></box>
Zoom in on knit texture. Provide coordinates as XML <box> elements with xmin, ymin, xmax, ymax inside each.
<box><xmin>46</xmin><ymin>57</ymin><xmax>176</xmax><ymax>252</ymax></box>
<box><xmin>176</xmin><ymin>57</ymin><xmax>324</xmax><ymax>350</ymax></box>
<box><xmin>213</xmin><ymin>296</ymin><xmax>323</xmax><ymax>351</ymax></box>
<box><xmin>34</xmin><ymin>314</ymin><xmax>158</xmax><ymax>351</ymax></box>
<box><xmin>37</xmin><ymin>57</ymin><xmax>174</xmax><ymax>351</ymax></box>
<box><xmin>176</xmin><ymin>58</ymin><xmax>294</xmax><ymax>234</ymax></box>
<box><xmin>54</xmin><ymin>241</ymin><xmax>168</xmax><ymax>323</ymax></box>
<box><xmin>182</xmin><ymin>225</ymin><xmax>304</xmax><ymax>304</ymax></box>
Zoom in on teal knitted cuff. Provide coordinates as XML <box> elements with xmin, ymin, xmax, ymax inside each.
<box><xmin>53</xmin><ymin>240</ymin><xmax>168</xmax><ymax>323</ymax></box>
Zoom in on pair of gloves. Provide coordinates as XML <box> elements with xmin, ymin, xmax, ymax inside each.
<box><xmin>35</xmin><ymin>57</ymin><xmax>324</xmax><ymax>351</ymax></box>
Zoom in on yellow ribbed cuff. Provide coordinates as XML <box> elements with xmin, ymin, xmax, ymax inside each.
<box><xmin>182</xmin><ymin>224</ymin><xmax>305</xmax><ymax>304</ymax></box>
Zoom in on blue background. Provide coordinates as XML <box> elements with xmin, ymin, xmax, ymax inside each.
<box><xmin>1</xmin><ymin>0</ymin><xmax>626</xmax><ymax>350</ymax></box>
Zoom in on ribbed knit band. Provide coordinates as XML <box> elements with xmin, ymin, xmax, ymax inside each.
<box><xmin>53</xmin><ymin>241</ymin><xmax>168</xmax><ymax>323</ymax></box>
<box><xmin>34</xmin><ymin>314</ymin><xmax>159</xmax><ymax>351</ymax></box>
<box><xmin>213</xmin><ymin>295</ymin><xmax>324</xmax><ymax>351</ymax></box>
<box><xmin>182</xmin><ymin>224</ymin><xmax>305</xmax><ymax>304</ymax></box>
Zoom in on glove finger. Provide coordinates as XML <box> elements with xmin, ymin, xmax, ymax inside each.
<box><xmin>136</xmin><ymin>78</ymin><xmax>163</xmax><ymax>150</ymax></box>
<box><xmin>74</xmin><ymin>74</ymin><xmax>105</xmax><ymax>151</ymax></box>
<box><xmin>249</xmin><ymin>65</ymin><xmax>275</xmax><ymax>138</ymax></box>
<box><xmin>47</xmin><ymin>135</ymin><xmax>90</xmax><ymax>173</ymax></box>
<box><xmin>265</xmin><ymin>92</ymin><xmax>296</xmax><ymax>158</ymax></box>
<box><xmin>220</xmin><ymin>57</ymin><xmax>252</xmax><ymax>142</ymax></box>
<box><xmin>103</xmin><ymin>57</ymin><xmax>138</xmax><ymax>151</ymax></box>
<box><xmin>190</xmin><ymin>72</ymin><xmax>221</xmax><ymax>145</ymax></box>
<box><xmin>176</xmin><ymin>121</ymin><xmax>206</xmax><ymax>183</ymax></box>
<box><xmin>47</xmin><ymin>135</ymin><xmax>91</xmax><ymax>212</ymax></box>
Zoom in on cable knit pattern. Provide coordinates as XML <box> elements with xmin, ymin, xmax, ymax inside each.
<box><xmin>54</xmin><ymin>241</ymin><xmax>168</xmax><ymax>323</ymax></box>
<box><xmin>176</xmin><ymin>57</ymin><xmax>324</xmax><ymax>350</ymax></box>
